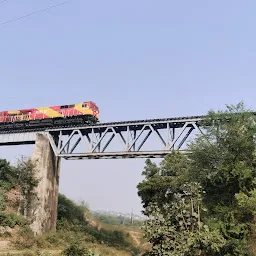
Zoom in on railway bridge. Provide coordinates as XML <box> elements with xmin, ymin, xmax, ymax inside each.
<box><xmin>0</xmin><ymin>115</ymin><xmax>204</xmax><ymax>234</ymax></box>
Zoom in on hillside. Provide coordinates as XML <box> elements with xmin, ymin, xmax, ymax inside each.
<box><xmin>0</xmin><ymin>193</ymin><xmax>147</xmax><ymax>255</ymax></box>
<box><xmin>91</xmin><ymin>210</ymin><xmax>146</xmax><ymax>228</ymax></box>
<box><xmin>0</xmin><ymin>158</ymin><xmax>147</xmax><ymax>255</ymax></box>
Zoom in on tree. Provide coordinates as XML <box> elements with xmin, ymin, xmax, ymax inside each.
<box><xmin>57</xmin><ymin>193</ymin><xmax>88</xmax><ymax>227</ymax></box>
<box><xmin>0</xmin><ymin>159</ymin><xmax>17</xmax><ymax>190</ymax></box>
<box><xmin>138</xmin><ymin>102</ymin><xmax>256</xmax><ymax>255</ymax></box>
<box><xmin>188</xmin><ymin>102</ymin><xmax>256</xmax><ymax>254</ymax></box>
<box><xmin>143</xmin><ymin>182</ymin><xmax>225</xmax><ymax>256</ymax></box>
<box><xmin>137</xmin><ymin>152</ymin><xmax>190</xmax><ymax>214</ymax></box>
<box><xmin>16</xmin><ymin>157</ymin><xmax>41</xmax><ymax>222</ymax></box>
<box><xmin>0</xmin><ymin>159</ymin><xmax>18</xmax><ymax>213</ymax></box>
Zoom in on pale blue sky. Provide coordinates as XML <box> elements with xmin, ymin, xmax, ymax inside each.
<box><xmin>0</xmin><ymin>0</ymin><xmax>256</xmax><ymax>214</ymax></box>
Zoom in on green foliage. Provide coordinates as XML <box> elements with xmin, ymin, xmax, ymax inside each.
<box><xmin>137</xmin><ymin>152</ymin><xmax>189</xmax><ymax>213</ymax></box>
<box><xmin>92</xmin><ymin>212</ymin><xmax>143</xmax><ymax>227</ymax></box>
<box><xmin>143</xmin><ymin>182</ymin><xmax>225</xmax><ymax>256</ymax></box>
<box><xmin>0</xmin><ymin>156</ymin><xmax>140</xmax><ymax>254</ymax></box>
<box><xmin>236</xmin><ymin>189</ymin><xmax>256</xmax><ymax>215</ymax></box>
<box><xmin>57</xmin><ymin>194</ymin><xmax>88</xmax><ymax>227</ymax></box>
<box><xmin>14</xmin><ymin>225</ymin><xmax>36</xmax><ymax>249</ymax></box>
<box><xmin>62</xmin><ymin>243</ymin><xmax>101</xmax><ymax>256</ymax></box>
<box><xmin>138</xmin><ymin>102</ymin><xmax>256</xmax><ymax>255</ymax></box>
<box><xmin>17</xmin><ymin>157</ymin><xmax>40</xmax><ymax>198</ymax></box>
<box><xmin>14</xmin><ymin>226</ymin><xmax>93</xmax><ymax>250</ymax></box>
<box><xmin>16</xmin><ymin>157</ymin><xmax>41</xmax><ymax>221</ymax></box>
<box><xmin>0</xmin><ymin>211</ymin><xmax>27</xmax><ymax>228</ymax></box>
<box><xmin>55</xmin><ymin>193</ymin><xmax>140</xmax><ymax>254</ymax></box>
<box><xmin>0</xmin><ymin>191</ymin><xmax>6</xmax><ymax>211</ymax></box>
<box><xmin>85</xmin><ymin>226</ymin><xmax>130</xmax><ymax>247</ymax></box>
<box><xmin>189</xmin><ymin>103</ymin><xmax>256</xmax><ymax>210</ymax></box>
<box><xmin>0</xmin><ymin>157</ymin><xmax>38</xmax><ymax>231</ymax></box>
<box><xmin>14</xmin><ymin>195</ymin><xmax>140</xmax><ymax>254</ymax></box>
<box><xmin>0</xmin><ymin>159</ymin><xmax>17</xmax><ymax>190</ymax></box>
<box><xmin>188</xmin><ymin>102</ymin><xmax>256</xmax><ymax>254</ymax></box>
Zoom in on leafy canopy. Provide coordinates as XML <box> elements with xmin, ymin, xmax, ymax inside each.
<box><xmin>138</xmin><ymin>102</ymin><xmax>256</xmax><ymax>255</ymax></box>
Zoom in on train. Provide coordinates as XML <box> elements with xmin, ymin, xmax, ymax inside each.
<box><xmin>0</xmin><ymin>101</ymin><xmax>99</xmax><ymax>130</ymax></box>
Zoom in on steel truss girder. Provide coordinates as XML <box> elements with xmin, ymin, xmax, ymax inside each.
<box><xmin>46</xmin><ymin>118</ymin><xmax>202</xmax><ymax>160</ymax></box>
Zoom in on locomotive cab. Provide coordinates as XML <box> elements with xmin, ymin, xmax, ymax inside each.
<box><xmin>86</xmin><ymin>101</ymin><xmax>99</xmax><ymax>120</ymax></box>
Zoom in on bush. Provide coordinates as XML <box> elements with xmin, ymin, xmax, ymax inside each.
<box><xmin>0</xmin><ymin>159</ymin><xmax>17</xmax><ymax>190</ymax></box>
<box><xmin>0</xmin><ymin>191</ymin><xmax>6</xmax><ymax>211</ymax></box>
<box><xmin>85</xmin><ymin>226</ymin><xmax>129</xmax><ymax>247</ymax></box>
<box><xmin>0</xmin><ymin>212</ymin><xmax>27</xmax><ymax>228</ymax></box>
<box><xmin>84</xmin><ymin>226</ymin><xmax>140</xmax><ymax>254</ymax></box>
<box><xmin>58</xmin><ymin>194</ymin><xmax>88</xmax><ymax>227</ymax></box>
<box><xmin>62</xmin><ymin>243</ymin><xmax>100</xmax><ymax>256</ymax></box>
<box><xmin>14</xmin><ymin>225</ymin><xmax>35</xmax><ymax>249</ymax></box>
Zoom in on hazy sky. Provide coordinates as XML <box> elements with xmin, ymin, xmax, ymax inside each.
<box><xmin>0</xmin><ymin>0</ymin><xmax>256</xmax><ymax>215</ymax></box>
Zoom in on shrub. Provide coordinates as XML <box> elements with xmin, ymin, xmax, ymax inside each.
<box><xmin>0</xmin><ymin>191</ymin><xmax>6</xmax><ymax>211</ymax></box>
<box><xmin>13</xmin><ymin>225</ymin><xmax>35</xmax><ymax>249</ymax></box>
<box><xmin>0</xmin><ymin>212</ymin><xmax>27</xmax><ymax>228</ymax></box>
<box><xmin>62</xmin><ymin>243</ymin><xmax>100</xmax><ymax>256</ymax></box>
<box><xmin>58</xmin><ymin>194</ymin><xmax>88</xmax><ymax>227</ymax></box>
<box><xmin>0</xmin><ymin>159</ymin><xmax>17</xmax><ymax>190</ymax></box>
<box><xmin>85</xmin><ymin>226</ymin><xmax>129</xmax><ymax>247</ymax></box>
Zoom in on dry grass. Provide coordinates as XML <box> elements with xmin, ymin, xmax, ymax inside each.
<box><xmin>0</xmin><ymin>246</ymin><xmax>132</xmax><ymax>256</ymax></box>
<box><xmin>0</xmin><ymin>249</ymin><xmax>62</xmax><ymax>255</ymax></box>
<box><xmin>0</xmin><ymin>190</ymin><xmax>146</xmax><ymax>255</ymax></box>
<box><xmin>249</xmin><ymin>238</ymin><xmax>256</xmax><ymax>255</ymax></box>
<box><xmin>0</xmin><ymin>219</ymin><xmax>145</xmax><ymax>255</ymax></box>
<box><xmin>87</xmin><ymin>215</ymin><xmax>148</xmax><ymax>250</ymax></box>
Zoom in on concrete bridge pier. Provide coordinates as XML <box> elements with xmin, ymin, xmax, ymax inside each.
<box><xmin>29</xmin><ymin>133</ymin><xmax>61</xmax><ymax>235</ymax></box>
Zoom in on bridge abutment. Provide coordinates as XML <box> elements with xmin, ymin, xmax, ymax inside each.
<box><xmin>29</xmin><ymin>133</ymin><xmax>61</xmax><ymax>235</ymax></box>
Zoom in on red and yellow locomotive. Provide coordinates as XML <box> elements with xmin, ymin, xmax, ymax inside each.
<box><xmin>0</xmin><ymin>101</ymin><xmax>99</xmax><ymax>130</ymax></box>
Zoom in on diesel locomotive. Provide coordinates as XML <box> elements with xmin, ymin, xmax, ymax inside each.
<box><xmin>0</xmin><ymin>101</ymin><xmax>99</xmax><ymax>130</ymax></box>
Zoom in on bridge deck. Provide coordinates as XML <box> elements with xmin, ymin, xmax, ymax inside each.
<box><xmin>0</xmin><ymin>115</ymin><xmax>203</xmax><ymax>159</ymax></box>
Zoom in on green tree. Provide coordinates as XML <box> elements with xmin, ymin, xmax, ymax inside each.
<box><xmin>57</xmin><ymin>193</ymin><xmax>88</xmax><ymax>228</ymax></box>
<box><xmin>137</xmin><ymin>152</ymin><xmax>189</xmax><ymax>214</ymax></box>
<box><xmin>143</xmin><ymin>182</ymin><xmax>225</xmax><ymax>256</ymax></box>
<box><xmin>16</xmin><ymin>157</ymin><xmax>41</xmax><ymax>222</ymax></box>
<box><xmin>0</xmin><ymin>159</ymin><xmax>16</xmax><ymax>214</ymax></box>
<box><xmin>0</xmin><ymin>157</ymin><xmax>30</xmax><ymax>228</ymax></box>
<box><xmin>0</xmin><ymin>159</ymin><xmax>17</xmax><ymax>190</ymax></box>
<box><xmin>188</xmin><ymin>102</ymin><xmax>256</xmax><ymax>254</ymax></box>
<box><xmin>138</xmin><ymin>102</ymin><xmax>256</xmax><ymax>255</ymax></box>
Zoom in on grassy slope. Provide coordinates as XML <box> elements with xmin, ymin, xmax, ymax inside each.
<box><xmin>0</xmin><ymin>222</ymin><xmax>145</xmax><ymax>256</ymax></box>
<box><xmin>87</xmin><ymin>215</ymin><xmax>150</xmax><ymax>254</ymax></box>
<box><xmin>0</xmin><ymin>192</ymin><xmax>147</xmax><ymax>256</ymax></box>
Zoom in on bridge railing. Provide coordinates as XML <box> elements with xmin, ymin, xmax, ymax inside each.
<box><xmin>0</xmin><ymin>116</ymin><xmax>204</xmax><ymax>159</ymax></box>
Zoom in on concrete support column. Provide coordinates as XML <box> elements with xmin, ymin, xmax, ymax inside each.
<box><xmin>30</xmin><ymin>133</ymin><xmax>61</xmax><ymax>235</ymax></box>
